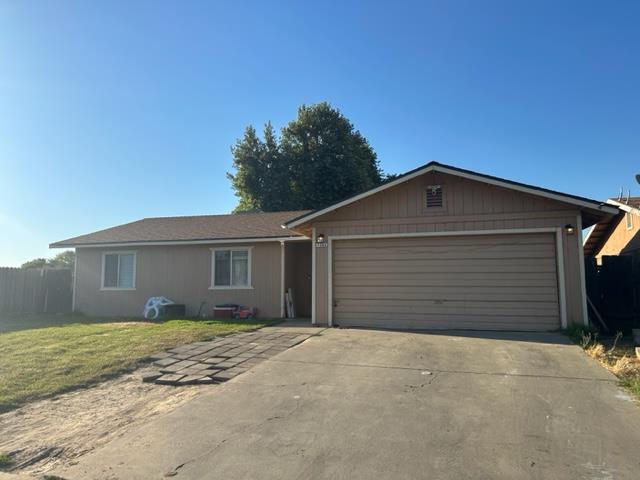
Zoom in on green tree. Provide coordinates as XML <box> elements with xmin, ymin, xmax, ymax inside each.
<box><xmin>21</xmin><ymin>258</ymin><xmax>48</xmax><ymax>269</ymax></box>
<box><xmin>49</xmin><ymin>250</ymin><xmax>75</xmax><ymax>269</ymax></box>
<box><xmin>22</xmin><ymin>250</ymin><xmax>75</xmax><ymax>269</ymax></box>
<box><xmin>228</xmin><ymin>102</ymin><xmax>385</xmax><ymax>211</ymax></box>
<box><xmin>228</xmin><ymin>123</ymin><xmax>292</xmax><ymax>212</ymax></box>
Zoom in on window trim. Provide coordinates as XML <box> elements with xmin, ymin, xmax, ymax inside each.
<box><xmin>209</xmin><ymin>247</ymin><xmax>253</xmax><ymax>290</ymax></box>
<box><xmin>626</xmin><ymin>212</ymin><xmax>634</xmax><ymax>230</ymax></box>
<box><xmin>100</xmin><ymin>251</ymin><xmax>137</xmax><ymax>291</ymax></box>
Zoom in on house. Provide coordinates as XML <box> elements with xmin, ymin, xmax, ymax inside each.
<box><xmin>51</xmin><ymin>162</ymin><xmax>618</xmax><ymax>331</ymax></box>
<box><xmin>583</xmin><ymin>197</ymin><xmax>640</xmax><ymax>263</ymax></box>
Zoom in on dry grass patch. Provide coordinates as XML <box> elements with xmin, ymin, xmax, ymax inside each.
<box><xmin>0</xmin><ymin>452</ymin><xmax>14</xmax><ymax>470</ymax></box>
<box><xmin>579</xmin><ymin>331</ymin><xmax>640</xmax><ymax>400</ymax></box>
<box><xmin>0</xmin><ymin>314</ymin><xmax>273</xmax><ymax>412</ymax></box>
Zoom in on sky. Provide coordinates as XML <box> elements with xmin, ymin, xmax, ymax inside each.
<box><xmin>0</xmin><ymin>1</ymin><xmax>639</xmax><ymax>266</ymax></box>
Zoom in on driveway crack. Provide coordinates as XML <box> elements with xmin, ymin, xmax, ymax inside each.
<box><xmin>268</xmin><ymin>358</ymin><xmax>615</xmax><ymax>383</ymax></box>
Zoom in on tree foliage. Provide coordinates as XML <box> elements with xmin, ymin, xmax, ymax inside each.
<box><xmin>22</xmin><ymin>250</ymin><xmax>75</xmax><ymax>269</ymax></box>
<box><xmin>228</xmin><ymin>102</ymin><xmax>386</xmax><ymax>212</ymax></box>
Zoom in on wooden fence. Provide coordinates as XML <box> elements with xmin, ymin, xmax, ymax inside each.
<box><xmin>0</xmin><ymin>267</ymin><xmax>73</xmax><ymax>314</ymax></box>
<box><xmin>585</xmin><ymin>255</ymin><xmax>640</xmax><ymax>333</ymax></box>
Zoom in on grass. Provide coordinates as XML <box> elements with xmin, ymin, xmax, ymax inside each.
<box><xmin>0</xmin><ymin>453</ymin><xmax>14</xmax><ymax>470</ymax></box>
<box><xmin>0</xmin><ymin>313</ymin><xmax>121</xmax><ymax>333</ymax></box>
<box><xmin>0</xmin><ymin>314</ymin><xmax>273</xmax><ymax>413</ymax></box>
<box><xmin>567</xmin><ymin>327</ymin><xmax>640</xmax><ymax>402</ymax></box>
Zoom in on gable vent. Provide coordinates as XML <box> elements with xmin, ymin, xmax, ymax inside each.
<box><xmin>426</xmin><ymin>185</ymin><xmax>443</xmax><ymax>208</ymax></box>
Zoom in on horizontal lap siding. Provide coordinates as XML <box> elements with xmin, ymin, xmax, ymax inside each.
<box><xmin>332</xmin><ymin>233</ymin><xmax>560</xmax><ymax>331</ymax></box>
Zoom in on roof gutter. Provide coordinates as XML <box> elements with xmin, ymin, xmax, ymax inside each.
<box><xmin>50</xmin><ymin>235</ymin><xmax>310</xmax><ymax>249</ymax></box>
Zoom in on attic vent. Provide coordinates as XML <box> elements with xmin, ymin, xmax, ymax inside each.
<box><xmin>426</xmin><ymin>185</ymin><xmax>443</xmax><ymax>208</ymax></box>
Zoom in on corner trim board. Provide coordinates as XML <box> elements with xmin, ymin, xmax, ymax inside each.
<box><xmin>554</xmin><ymin>228</ymin><xmax>568</xmax><ymax>329</ymax></box>
<box><xmin>72</xmin><ymin>249</ymin><xmax>77</xmax><ymax>312</ymax></box>
<box><xmin>280</xmin><ymin>241</ymin><xmax>285</xmax><ymax>318</ymax></box>
<box><xmin>311</xmin><ymin>227</ymin><xmax>317</xmax><ymax>325</ymax></box>
<box><xmin>577</xmin><ymin>215</ymin><xmax>589</xmax><ymax>327</ymax></box>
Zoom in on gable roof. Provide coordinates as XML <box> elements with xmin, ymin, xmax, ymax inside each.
<box><xmin>284</xmin><ymin>161</ymin><xmax>619</xmax><ymax>229</ymax></box>
<box><xmin>50</xmin><ymin>210</ymin><xmax>311</xmax><ymax>248</ymax></box>
<box><xmin>583</xmin><ymin>198</ymin><xmax>640</xmax><ymax>257</ymax></box>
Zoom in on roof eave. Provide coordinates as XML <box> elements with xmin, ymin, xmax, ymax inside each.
<box><xmin>49</xmin><ymin>235</ymin><xmax>310</xmax><ymax>249</ymax></box>
<box><xmin>284</xmin><ymin>162</ymin><xmax>619</xmax><ymax>228</ymax></box>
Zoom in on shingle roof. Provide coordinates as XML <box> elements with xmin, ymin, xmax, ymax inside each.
<box><xmin>50</xmin><ymin>210</ymin><xmax>311</xmax><ymax>247</ymax></box>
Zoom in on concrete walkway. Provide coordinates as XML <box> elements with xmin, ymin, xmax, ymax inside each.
<box><xmin>55</xmin><ymin>327</ymin><xmax>640</xmax><ymax>480</ymax></box>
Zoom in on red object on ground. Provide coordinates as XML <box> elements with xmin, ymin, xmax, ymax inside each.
<box><xmin>213</xmin><ymin>307</ymin><xmax>235</xmax><ymax>319</ymax></box>
<box><xmin>233</xmin><ymin>307</ymin><xmax>257</xmax><ymax>320</ymax></box>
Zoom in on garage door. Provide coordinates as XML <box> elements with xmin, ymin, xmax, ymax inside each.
<box><xmin>332</xmin><ymin>233</ymin><xmax>560</xmax><ymax>331</ymax></box>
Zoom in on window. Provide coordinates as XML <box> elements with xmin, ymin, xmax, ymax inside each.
<box><xmin>426</xmin><ymin>185</ymin><xmax>443</xmax><ymax>208</ymax></box>
<box><xmin>211</xmin><ymin>248</ymin><xmax>252</xmax><ymax>289</ymax></box>
<box><xmin>626</xmin><ymin>212</ymin><xmax>634</xmax><ymax>230</ymax></box>
<box><xmin>102</xmin><ymin>252</ymin><xmax>136</xmax><ymax>289</ymax></box>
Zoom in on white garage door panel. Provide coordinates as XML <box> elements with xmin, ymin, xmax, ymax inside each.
<box><xmin>332</xmin><ymin>233</ymin><xmax>560</xmax><ymax>331</ymax></box>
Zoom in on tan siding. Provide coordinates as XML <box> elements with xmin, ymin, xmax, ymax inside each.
<box><xmin>309</xmin><ymin>171</ymin><xmax>585</xmax><ymax>327</ymax></box>
<box><xmin>75</xmin><ymin>242</ymin><xmax>282</xmax><ymax>318</ymax></box>
<box><xmin>315</xmin><ymin>245</ymin><xmax>328</xmax><ymax>323</ymax></box>
<box><xmin>595</xmin><ymin>210</ymin><xmax>640</xmax><ymax>263</ymax></box>
<box><xmin>284</xmin><ymin>242</ymin><xmax>312</xmax><ymax>317</ymax></box>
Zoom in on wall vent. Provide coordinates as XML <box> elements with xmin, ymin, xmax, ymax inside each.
<box><xmin>426</xmin><ymin>185</ymin><xmax>443</xmax><ymax>208</ymax></box>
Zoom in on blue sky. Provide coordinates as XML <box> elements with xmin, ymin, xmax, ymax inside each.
<box><xmin>1</xmin><ymin>1</ymin><xmax>638</xmax><ymax>266</ymax></box>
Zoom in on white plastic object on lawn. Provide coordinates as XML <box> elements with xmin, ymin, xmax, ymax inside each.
<box><xmin>143</xmin><ymin>296</ymin><xmax>175</xmax><ymax>320</ymax></box>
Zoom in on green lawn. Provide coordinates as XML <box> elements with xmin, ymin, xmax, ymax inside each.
<box><xmin>0</xmin><ymin>313</ymin><xmax>120</xmax><ymax>333</ymax></box>
<box><xmin>0</xmin><ymin>314</ymin><xmax>272</xmax><ymax>413</ymax></box>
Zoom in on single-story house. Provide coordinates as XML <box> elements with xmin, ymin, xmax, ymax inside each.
<box><xmin>583</xmin><ymin>197</ymin><xmax>640</xmax><ymax>263</ymax></box>
<box><xmin>51</xmin><ymin>161</ymin><xmax>619</xmax><ymax>331</ymax></box>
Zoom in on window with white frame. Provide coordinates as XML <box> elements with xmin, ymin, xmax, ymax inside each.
<box><xmin>211</xmin><ymin>248</ymin><xmax>251</xmax><ymax>288</ymax></box>
<box><xmin>626</xmin><ymin>212</ymin><xmax>634</xmax><ymax>230</ymax></box>
<box><xmin>102</xmin><ymin>252</ymin><xmax>136</xmax><ymax>289</ymax></box>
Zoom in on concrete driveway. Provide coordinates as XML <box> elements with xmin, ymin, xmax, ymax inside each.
<box><xmin>58</xmin><ymin>325</ymin><xmax>640</xmax><ymax>480</ymax></box>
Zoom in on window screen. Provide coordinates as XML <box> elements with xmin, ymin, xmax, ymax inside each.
<box><xmin>214</xmin><ymin>249</ymin><xmax>249</xmax><ymax>287</ymax></box>
<box><xmin>103</xmin><ymin>253</ymin><xmax>135</xmax><ymax>289</ymax></box>
<box><xmin>214</xmin><ymin>250</ymin><xmax>231</xmax><ymax>286</ymax></box>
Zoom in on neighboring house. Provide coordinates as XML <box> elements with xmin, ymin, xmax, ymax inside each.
<box><xmin>51</xmin><ymin>162</ymin><xmax>618</xmax><ymax>331</ymax></box>
<box><xmin>583</xmin><ymin>197</ymin><xmax>640</xmax><ymax>263</ymax></box>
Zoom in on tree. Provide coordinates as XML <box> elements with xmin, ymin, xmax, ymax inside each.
<box><xmin>227</xmin><ymin>123</ymin><xmax>292</xmax><ymax>212</ymax></box>
<box><xmin>22</xmin><ymin>250</ymin><xmax>75</xmax><ymax>269</ymax></box>
<box><xmin>21</xmin><ymin>258</ymin><xmax>48</xmax><ymax>269</ymax></box>
<box><xmin>228</xmin><ymin>102</ymin><xmax>386</xmax><ymax>211</ymax></box>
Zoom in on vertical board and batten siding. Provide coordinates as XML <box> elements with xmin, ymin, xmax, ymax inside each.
<box><xmin>310</xmin><ymin>171</ymin><xmax>586</xmax><ymax>328</ymax></box>
<box><xmin>75</xmin><ymin>242</ymin><xmax>282</xmax><ymax>317</ymax></box>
